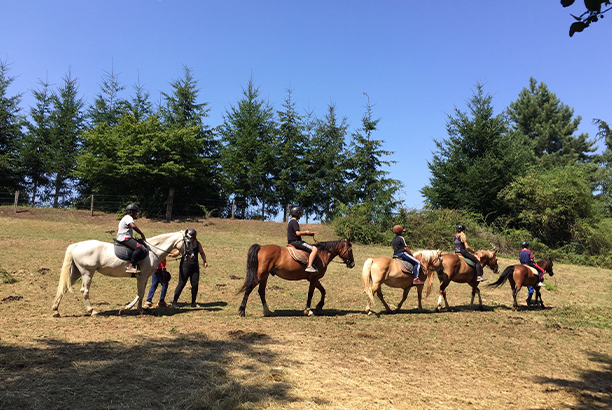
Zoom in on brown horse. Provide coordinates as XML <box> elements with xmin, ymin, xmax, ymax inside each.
<box><xmin>431</xmin><ymin>250</ymin><xmax>499</xmax><ymax>312</ymax></box>
<box><xmin>238</xmin><ymin>239</ymin><xmax>355</xmax><ymax>317</ymax></box>
<box><xmin>361</xmin><ymin>250</ymin><xmax>443</xmax><ymax>314</ymax></box>
<box><xmin>488</xmin><ymin>259</ymin><xmax>554</xmax><ymax>310</ymax></box>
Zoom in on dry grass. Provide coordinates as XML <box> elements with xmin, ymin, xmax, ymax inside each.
<box><xmin>0</xmin><ymin>207</ymin><xmax>611</xmax><ymax>409</ymax></box>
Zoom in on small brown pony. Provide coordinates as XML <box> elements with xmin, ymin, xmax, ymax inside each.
<box><xmin>238</xmin><ymin>239</ymin><xmax>355</xmax><ymax>317</ymax></box>
<box><xmin>362</xmin><ymin>250</ymin><xmax>443</xmax><ymax>314</ymax></box>
<box><xmin>488</xmin><ymin>259</ymin><xmax>554</xmax><ymax>310</ymax></box>
<box><xmin>431</xmin><ymin>250</ymin><xmax>499</xmax><ymax>311</ymax></box>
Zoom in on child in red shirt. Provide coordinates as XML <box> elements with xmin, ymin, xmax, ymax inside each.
<box><xmin>144</xmin><ymin>258</ymin><xmax>172</xmax><ymax>307</ymax></box>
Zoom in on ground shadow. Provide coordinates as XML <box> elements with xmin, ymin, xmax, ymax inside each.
<box><xmin>266</xmin><ymin>308</ymin><xmax>364</xmax><ymax>317</ymax></box>
<box><xmin>0</xmin><ymin>331</ymin><xmax>317</xmax><ymax>410</ymax></box>
<box><xmin>533</xmin><ymin>350</ymin><xmax>612</xmax><ymax>409</ymax></box>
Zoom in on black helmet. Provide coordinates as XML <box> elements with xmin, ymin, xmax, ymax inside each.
<box><xmin>186</xmin><ymin>228</ymin><xmax>197</xmax><ymax>240</ymax></box>
<box><xmin>456</xmin><ymin>224</ymin><xmax>466</xmax><ymax>233</ymax></box>
<box><xmin>126</xmin><ymin>203</ymin><xmax>139</xmax><ymax>213</ymax></box>
<box><xmin>521</xmin><ymin>241</ymin><xmax>529</xmax><ymax>248</ymax></box>
<box><xmin>289</xmin><ymin>206</ymin><xmax>303</xmax><ymax>217</ymax></box>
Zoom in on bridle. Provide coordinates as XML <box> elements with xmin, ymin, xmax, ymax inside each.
<box><xmin>144</xmin><ymin>232</ymin><xmax>192</xmax><ymax>258</ymax></box>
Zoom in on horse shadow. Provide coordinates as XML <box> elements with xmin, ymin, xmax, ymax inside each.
<box><xmin>269</xmin><ymin>308</ymin><xmax>364</xmax><ymax>317</ymax></box>
<box><xmin>533</xmin><ymin>351</ymin><xmax>612</xmax><ymax>409</ymax></box>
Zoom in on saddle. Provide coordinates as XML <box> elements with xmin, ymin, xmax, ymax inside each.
<box><xmin>392</xmin><ymin>256</ymin><xmax>414</xmax><ymax>274</ymax></box>
<box><xmin>286</xmin><ymin>245</ymin><xmax>321</xmax><ymax>266</ymax></box>
<box><xmin>522</xmin><ymin>264</ymin><xmax>538</xmax><ymax>275</ymax></box>
<box><xmin>113</xmin><ymin>239</ymin><xmax>149</xmax><ymax>262</ymax></box>
<box><xmin>461</xmin><ymin>257</ymin><xmax>476</xmax><ymax>268</ymax></box>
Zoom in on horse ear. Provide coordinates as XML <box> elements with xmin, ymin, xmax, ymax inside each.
<box><xmin>493</xmin><ymin>249</ymin><xmax>497</xmax><ymax>255</ymax></box>
<box><xmin>345</xmin><ymin>237</ymin><xmax>351</xmax><ymax>245</ymax></box>
<box><xmin>184</xmin><ymin>229</ymin><xmax>189</xmax><ymax>236</ymax></box>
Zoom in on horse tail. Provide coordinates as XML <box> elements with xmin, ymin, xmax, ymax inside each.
<box><xmin>238</xmin><ymin>244</ymin><xmax>260</xmax><ymax>294</ymax></box>
<box><xmin>425</xmin><ymin>267</ymin><xmax>436</xmax><ymax>298</ymax></box>
<box><xmin>489</xmin><ymin>265</ymin><xmax>513</xmax><ymax>288</ymax></box>
<box><xmin>362</xmin><ymin>258</ymin><xmax>375</xmax><ymax>307</ymax></box>
<box><xmin>55</xmin><ymin>243</ymin><xmax>77</xmax><ymax>300</ymax></box>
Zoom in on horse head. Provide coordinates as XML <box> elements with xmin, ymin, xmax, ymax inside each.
<box><xmin>539</xmin><ymin>258</ymin><xmax>554</xmax><ymax>276</ymax></box>
<box><xmin>336</xmin><ymin>239</ymin><xmax>355</xmax><ymax>268</ymax></box>
<box><xmin>477</xmin><ymin>249</ymin><xmax>499</xmax><ymax>274</ymax></box>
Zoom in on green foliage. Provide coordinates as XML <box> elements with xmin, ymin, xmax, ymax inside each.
<box><xmin>0</xmin><ymin>268</ymin><xmax>17</xmax><ymax>284</ymax></box>
<box><xmin>333</xmin><ymin>202</ymin><xmax>388</xmax><ymax>244</ymax></box>
<box><xmin>422</xmin><ymin>83</ymin><xmax>530</xmax><ymax>222</ymax></box>
<box><xmin>499</xmin><ymin>166</ymin><xmax>594</xmax><ymax>247</ymax></box>
<box><xmin>0</xmin><ymin>59</ymin><xmax>25</xmax><ymax>193</ymax></box>
<box><xmin>562</xmin><ymin>0</ymin><xmax>612</xmax><ymax>36</ymax></box>
<box><xmin>88</xmin><ymin>67</ymin><xmax>129</xmax><ymax>127</ymax></box>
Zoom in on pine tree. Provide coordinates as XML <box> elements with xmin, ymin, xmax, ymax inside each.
<box><xmin>0</xmin><ymin>59</ymin><xmax>25</xmax><ymax>193</ymax></box>
<box><xmin>507</xmin><ymin>77</ymin><xmax>596</xmax><ymax>167</ymax></box>
<box><xmin>219</xmin><ymin>77</ymin><xmax>277</xmax><ymax>219</ymax></box>
<box><xmin>304</xmin><ymin>103</ymin><xmax>349</xmax><ymax>221</ymax></box>
<box><xmin>422</xmin><ymin>83</ymin><xmax>531</xmax><ymax>222</ymax></box>
<box><xmin>49</xmin><ymin>72</ymin><xmax>85</xmax><ymax>207</ymax></box>
<box><xmin>22</xmin><ymin>79</ymin><xmax>54</xmax><ymax>204</ymax></box>
<box><xmin>88</xmin><ymin>67</ymin><xmax>129</xmax><ymax>127</ymax></box>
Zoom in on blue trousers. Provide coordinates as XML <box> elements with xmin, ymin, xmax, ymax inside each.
<box><xmin>147</xmin><ymin>268</ymin><xmax>171</xmax><ymax>302</ymax></box>
<box><xmin>394</xmin><ymin>252</ymin><xmax>421</xmax><ymax>279</ymax></box>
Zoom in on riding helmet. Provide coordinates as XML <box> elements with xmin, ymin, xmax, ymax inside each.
<box><xmin>456</xmin><ymin>224</ymin><xmax>466</xmax><ymax>233</ymax></box>
<box><xmin>289</xmin><ymin>206</ymin><xmax>303</xmax><ymax>217</ymax></box>
<box><xmin>187</xmin><ymin>228</ymin><xmax>197</xmax><ymax>240</ymax></box>
<box><xmin>521</xmin><ymin>241</ymin><xmax>529</xmax><ymax>248</ymax></box>
<box><xmin>392</xmin><ymin>225</ymin><xmax>405</xmax><ymax>235</ymax></box>
<box><xmin>126</xmin><ymin>203</ymin><xmax>139</xmax><ymax>213</ymax></box>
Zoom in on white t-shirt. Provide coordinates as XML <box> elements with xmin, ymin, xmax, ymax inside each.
<box><xmin>117</xmin><ymin>215</ymin><xmax>134</xmax><ymax>241</ymax></box>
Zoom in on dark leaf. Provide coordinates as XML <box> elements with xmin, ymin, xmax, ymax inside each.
<box><xmin>584</xmin><ymin>0</ymin><xmax>602</xmax><ymax>12</ymax></box>
<box><xmin>561</xmin><ymin>0</ymin><xmax>575</xmax><ymax>6</ymax></box>
<box><xmin>570</xmin><ymin>21</ymin><xmax>587</xmax><ymax>36</ymax></box>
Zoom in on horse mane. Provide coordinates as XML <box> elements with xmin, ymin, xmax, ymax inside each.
<box><xmin>414</xmin><ymin>249</ymin><xmax>440</xmax><ymax>264</ymax></box>
<box><xmin>314</xmin><ymin>240</ymin><xmax>344</xmax><ymax>252</ymax></box>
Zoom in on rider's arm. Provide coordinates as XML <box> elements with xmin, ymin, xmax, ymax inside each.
<box><xmin>295</xmin><ymin>229</ymin><xmax>316</xmax><ymax>236</ymax></box>
<box><xmin>129</xmin><ymin>222</ymin><xmax>146</xmax><ymax>240</ymax></box>
<box><xmin>198</xmin><ymin>242</ymin><xmax>208</xmax><ymax>268</ymax></box>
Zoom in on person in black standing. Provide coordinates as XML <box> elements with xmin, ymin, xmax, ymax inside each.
<box><xmin>171</xmin><ymin>228</ymin><xmax>208</xmax><ymax>308</ymax></box>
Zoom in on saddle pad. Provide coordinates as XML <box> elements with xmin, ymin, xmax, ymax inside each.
<box><xmin>287</xmin><ymin>245</ymin><xmax>309</xmax><ymax>264</ymax></box>
<box><xmin>114</xmin><ymin>240</ymin><xmax>149</xmax><ymax>262</ymax></box>
<box><xmin>522</xmin><ymin>264</ymin><xmax>538</xmax><ymax>275</ymax></box>
<box><xmin>393</xmin><ymin>257</ymin><xmax>413</xmax><ymax>274</ymax></box>
<box><xmin>462</xmin><ymin>257</ymin><xmax>475</xmax><ymax>268</ymax></box>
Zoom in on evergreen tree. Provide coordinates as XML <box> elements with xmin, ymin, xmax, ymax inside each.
<box><xmin>88</xmin><ymin>67</ymin><xmax>129</xmax><ymax>127</ymax></box>
<box><xmin>127</xmin><ymin>76</ymin><xmax>153</xmax><ymax>122</ymax></box>
<box><xmin>507</xmin><ymin>77</ymin><xmax>596</xmax><ymax>168</ymax></box>
<box><xmin>593</xmin><ymin>118</ymin><xmax>612</xmax><ymax>214</ymax></box>
<box><xmin>344</xmin><ymin>96</ymin><xmax>402</xmax><ymax>219</ymax></box>
<box><xmin>219</xmin><ymin>77</ymin><xmax>276</xmax><ymax>219</ymax></box>
<box><xmin>49</xmin><ymin>72</ymin><xmax>85</xmax><ymax>207</ymax></box>
<box><xmin>22</xmin><ymin>79</ymin><xmax>54</xmax><ymax>204</ymax></box>
<box><xmin>304</xmin><ymin>103</ymin><xmax>349</xmax><ymax>221</ymax></box>
<box><xmin>422</xmin><ymin>83</ymin><xmax>531</xmax><ymax>222</ymax></box>
<box><xmin>0</xmin><ymin>59</ymin><xmax>25</xmax><ymax>193</ymax></box>
<box><xmin>275</xmin><ymin>88</ymin><xmax>305</xmax><ymax>221</ymax></box>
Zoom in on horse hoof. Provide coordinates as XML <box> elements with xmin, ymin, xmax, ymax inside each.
<box><xmin>263</xmin><ymin>311</ymin><xmax>273</xmax><ymax>317</ymax></box>
<box><xmin>91</xmin><ymin>310</ymin><xmax>99</xmax><ymax>317</ymax></box>
<box><xmin>52</xmin><ymin>311</ymin><xmax>60</xmax><ymax>318</ymax></box>
<box><xmin>436</xmin><ymin>306</ymin><xmax>442</xmax><ymax>313</ymax></box>
<box><xmin>238</xmin><ymin>310</ymin><xmax>245</xmax><ymax>317</ymax></box>
<box><xmin>367</xmin><ymin>310</ymin><xmax>373</xmax><ymax>316</ymax></box>
<box><xmin>304</xmin><ymin>309</ymin><xmax>314</xmax><ymax>316</ymax></box>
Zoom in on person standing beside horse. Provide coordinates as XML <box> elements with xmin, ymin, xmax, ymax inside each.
<box><xmin>144</xmin><ymin>257</ymin><xmax>171</xmax><ymax>308</ymax></box>
<box><xmin>454</xmin><ymin>224</ymin><xmax>485</xmax><ymax>281</ymax></box>
<box><xmin>117</xmin><ymin>203</ymin><xmax>147</xmax><ymax>274</ymax></box>
<box><xmin>171</xmin><ymin>228</ymin><xmax>208</xmax><ymax>308</ymax></box>
<box><xmin>519</xmin><ymin>241</ymin><xmax>545</xmax><ymax>288</ymax></box>
<box><xmin>287</xmin><ymin>206</ymin><xmax>319</xmax><ymax>273</ymax></box>
<box><xmin>391</xmin><ymin>225</ymin><xmax>425</xmax><ymax>285</ymax></box>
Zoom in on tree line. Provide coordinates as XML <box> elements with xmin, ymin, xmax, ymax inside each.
<box><xmin>0</xmin><ymin>60</ymin><xmax>400</xmax><ymax>222</ymax></box>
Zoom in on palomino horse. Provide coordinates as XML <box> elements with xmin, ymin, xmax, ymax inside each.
<box><xmin>52</xmin><ymin>231</ymin><xmax>192</xmax><ymax>317</ymax></box>
<box><xmin>432</xmin><ymin>250</ymin><xmax>499</xmax><ymax>312</ymax></box>
<box><xmin>488</xmin><ymin>259</ymin><xmax>554</xmax><ymax>310</ymax></box>
<box><xmin>238</xmin><ymin>239</ymin><xmax>355</xmax><ymax>317</ymax></box>
<box><xmin>362</xmin><ymin>250</ymin><xmax>443</xmax><ymax>314</ymax></box>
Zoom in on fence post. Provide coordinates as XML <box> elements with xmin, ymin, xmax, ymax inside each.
<box><xmin>231</xmin><ymin>199</ymin><xmax>235</xmax><ymax>219</ymax></box>
<box><xmin>166</xmin><ymin>187</ymin><xmax>175</xmax><ymax>223</ymax></box>
<box><xmin>13</xmin><ymin>190</ymin><xmax>19</xmax><ymax>213</ymax></box>
<box><xmin>90</xmin><ymin>195</ymin><xmax>94</xmax><ymax>216</ymax></box>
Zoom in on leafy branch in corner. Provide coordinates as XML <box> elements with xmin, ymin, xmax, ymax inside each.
<box><xmin>562</xmin><ymin>0</ymin><xmax>612</xmax><ymax>36</ymax></box>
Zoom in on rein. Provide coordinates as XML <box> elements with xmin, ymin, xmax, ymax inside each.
<box><xmin>143</xmin><ymin>233</ymin><xmax>188</xmax><ymax>258</ymax></box>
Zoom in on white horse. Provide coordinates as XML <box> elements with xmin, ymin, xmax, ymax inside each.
<box><xmin>52</xmin><ymin>230</ymin><xmax>192</xmax><ymax>317</ymax></box>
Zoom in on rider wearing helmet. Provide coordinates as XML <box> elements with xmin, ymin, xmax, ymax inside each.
<box><xmin>454</xmin><ymin>224</ymin><xmax>485</xmax><ymax>281</ymax></box>
<box><xmin>117</xmin><ymin>204</ymin><xmax>147</xmax><ymax>273</ymax></box>
<box><xmin>391</xmin><ymin>225</ymin><xmax>425</xmax><ymax>285</ymax></box>
<box><xmin>170</xmin><ymin>228</ymin><xmax>208</xmax><ymax>308</ymax></box>
<box><xmin>287</xmin><ymin>206</ymin><xmax>319</xmax><ymax>273</ymax></box>
<box><xmin>519</xmin><ymin>241</ymin><xmax>544</xmax><ymax>290</ymax></box>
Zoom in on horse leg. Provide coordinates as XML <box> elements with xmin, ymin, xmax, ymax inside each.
<box><xmin>511</xmin><ymin>282</ymin><xmax>521</xmax><ymax>311</ymax></box>
<box><xmin>437</xmin><ymin>278</ymin><xmax>451</xmax><ymax>312</ymax></box>
<box><xmin>122</xmin><ymin>274</ymin><xmax>149</xmax><ymax>315</ymax></box>
<box><xmin>471</xmin><ymin>286</ymin><xmax>483</xmax><ymax>311</ymax></box>
<box><xmin>52</xmin><ymin>264</ymin><xmax>81</xmax><ymax>317</ymax></box>
<box><xmin>416</xmin><ymin>285</ymin><xmax>424</xmax><ymax>312</ymax></box>
<box><xmin>313</xmin><ymin>280</ymin><xmax>326</xmax><ymax>313</ymax></box>
<box><xmin>80</xmin><ymin>272</ymin><xmax>98</xmax><ymax>316</ymax></box>
<box><xmin>257</xmin><ymin>275</ymin><xmax>273</xmax><ymax>317</ymax></box>
<box><xmin>304</xmin><ymin>280</ymin><xmax>318</xmax><ymax>316</ymax></box>
<box><xmin>396</xmin><ymin>286</ymin><xmax>410</xmax><ymax>312</ymax></box>
<box><xmin>535</xmin><ymin>288</ymin><xmax>545</xmax><ymax>309</ymax></box>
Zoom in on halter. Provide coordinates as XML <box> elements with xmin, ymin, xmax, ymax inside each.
<box><xmin>144</xmin><ymin>232</ymin><xmax>192</xmax><ymax>258</ymax></box>
<box><xmin>334</xmin><ymin>240</ymin><xmax>354</xmax><ymax>267</ymax></box>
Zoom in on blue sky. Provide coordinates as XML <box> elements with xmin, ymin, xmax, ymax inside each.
<box><xmin>2</xmin><ymin>1</ymin><xmax>610</xmax><ymax>210</ymax></box>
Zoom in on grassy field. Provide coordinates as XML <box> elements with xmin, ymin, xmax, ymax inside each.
<box><xmin>0</xmin><ymin>207</ymin><xmax>611</xmax><ymax>410</ymax></box>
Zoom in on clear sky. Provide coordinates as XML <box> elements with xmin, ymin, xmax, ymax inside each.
<box><xmin>2</xmin><ymin>1</ymin><xmax>610</xmax><ymax>210</ymax></box>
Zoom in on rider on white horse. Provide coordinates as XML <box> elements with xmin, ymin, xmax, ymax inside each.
<box><xmin>117</xmin><ymin>204</ymin><xmax>147</xmax><ymax>273</ymax></box>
